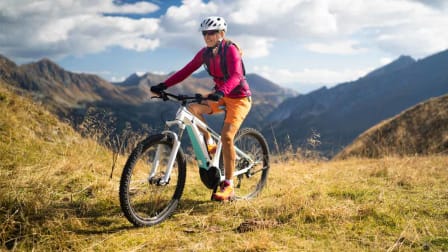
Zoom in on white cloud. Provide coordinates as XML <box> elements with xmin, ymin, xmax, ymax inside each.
<box><xmin>304</xmin><ymin>40</ymin><xmax>367</xmax><ymax>55</ymax></box>
<box><xmin>230</xmin><ymin>0</ymin><xmax>448</xmax><ymax>56</ymax></box>
<box><xmin>252</xmin><ymin>65</ymin><xmax>373</xmax><ymax>92</ymax></box>
<box><xmin>171</xmin><ymin>0</ymin><xmax>448</xmax><ymax>60</ymax></box>
<box><xmin>374</xmin><ymin>15</ymin><xmax>448</xmax><ymax>56</ymax></box>
<box><xmin>103</xmin><ymin>1</ymin><xmax>159</xmax><ymax>14</ymax></box>
<box><xmin>294</xmin><ymin>0</ymin><xmax>338</xmax><ymax>36</ymax></box>
<box><xmin>3</xmin><ymin>0</ymin><xmax>447</xmax><ymax>59</ymax></box>
<box><xmin>110</xmin><ymin>76</ymin><xmax>126</xmax><ymax>83</ymax></box>
<box><xmin>0</xmin><ymin>0</ymin><xmax>160</xmax><ymax>61</ymax></box>
<box><xmin>1</xmin><ymin>0</ymin><xmax>448</xmax><ymax>86</ymax></box>
<box><xmin>324</xmin><ymin>0</ymin><xmax>448</xmax><ymax>57</ymax></box>
<box><xmin>162</xmin><ymin>0</ymin><xmax>218</xmax><ymax>31</ymax></box>
<box><xmin>380</xmin><ymin>57</ymin><xmax>393</xmax><ymax>65</ymax></box>
<box><xmin>231</xmin><ymin>36</ymin><xmax>275</xmax><ymax>58</ymax></box>
<box><xmin>227</xmin><ymin>0</ymin><xmax>338</xmax><ymax>37</ymax></box>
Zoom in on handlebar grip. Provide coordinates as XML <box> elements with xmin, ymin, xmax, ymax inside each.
<box><xmin>195</xmin><ymin>93</ymin><xmax>204</xmax><ymax>102</ymax></box>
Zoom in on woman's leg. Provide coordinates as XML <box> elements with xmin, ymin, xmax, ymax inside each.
<box><xmin>188</xmin><ymin>102</ymin><xmax>213</xmax><ymax>139</ymax></box>
<box><xmin>221</xmin><ymin>122</ymin><xmax>239</xmax><ymax>180</ymax></box>
<box><xmin>213</xmin><ymin>97</ymin><xmax>251</xmax><ymax>200</ymax></box>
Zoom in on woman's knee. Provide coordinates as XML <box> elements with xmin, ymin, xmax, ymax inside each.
<box><xmin>188</xmin><ymin>104</ymin><xmax>198</xmax><ymax>114</ymax></box>
<box><xmin>188</xmin><ymin>103</ymin><xmax>210</xmax><ymax>116</ymax></box>
<box><xmin>221</xmin><ymin>132</ymin><xmax>234</xmax><ymax>145</ymax></box>
<box><xmin>221</xmin><ymin>124</ymin><xmax>238</xmax><ymax>145</ymax></box>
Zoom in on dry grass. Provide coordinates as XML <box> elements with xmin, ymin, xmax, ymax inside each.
<box><xmin>336</xmin><ymin>94</ymin><xmax>448</xmax><ymax>159</ymax></box>
<box><xmin>1</xmin><ymin>84</ymin><xmax>448</xmax><ymax>251</ymax></box>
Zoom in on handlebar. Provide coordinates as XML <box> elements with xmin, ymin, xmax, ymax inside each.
<box><xmin>151</xmin><ymin>91</ymin><xmax>207</xmax><ymax>105</ymax></box>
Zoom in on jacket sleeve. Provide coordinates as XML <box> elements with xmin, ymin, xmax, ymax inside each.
<box><xmin>164</xmin><ymin>48</ymin><xmax>205</xmax><ymax>87</ymax></box>
<box><xmin>216</xmin><ymin>44</ymin><xmax>245</xmax><ymax>95</ymax></box>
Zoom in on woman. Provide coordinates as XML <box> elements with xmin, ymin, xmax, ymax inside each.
<box><xmin>150</xmin><ymin>16</ymin><xmax>252</xmax><ymax>201</ymax></box>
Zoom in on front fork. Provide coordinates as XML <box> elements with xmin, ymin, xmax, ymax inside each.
<box><xmin>148</xmin><ymin>130</ymin><xmax>181</xmax><ymax>185</ymax></box>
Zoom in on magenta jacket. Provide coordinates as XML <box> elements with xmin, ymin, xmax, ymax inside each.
<box><xmin>164</xmin><ymin>40</ymin><xmax>251</xmax><ymax>98</ymax></box>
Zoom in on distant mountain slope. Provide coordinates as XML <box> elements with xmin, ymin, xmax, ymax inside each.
<box><xmin>335</xmin><ymin>94</ymin><xmax>448</xmax><ymax>159</ymax></box>
<box><xmin>113</xmin><ymin>70</ymin><xmax>296</xmax><ymax>129</ymax></box>
<box><xmin>0</xmin><ymin>55</ymin><xmax>135</xmax><ymax>111</ymax></box>
<box><xmin>264</xmin><ymin>50</ymin><xmax>448</xmax><ymax>155</ymax></box>
<box><xmin>116</xmin><ymin>70</ymin><xmax>296</xmax><ymax>106</ymax></box>
<box><xmin>114</xmin><ymin>71</ymin><xmax>215</xmax><ymax>100</ymax></box>
<box><xmin>194</xmin><ymin>70</ymin><xmax>299</xmax><ymax>99</ymax></box>
<box><xmin>0</xmin><ymin>54</ymin><xmax>293</xmax><ymax>138</ymax></box>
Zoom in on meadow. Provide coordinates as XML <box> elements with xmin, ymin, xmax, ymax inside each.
<box><xmin>1</xmin><ymin>84</ymin><xmax>447</xmax><ymax>251</ymax></box>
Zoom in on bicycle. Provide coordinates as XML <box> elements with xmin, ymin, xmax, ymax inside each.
<box><xmin>119</xmin><ymin>91</ymin><xmax>270</xmax><ymax>227</ymax></box>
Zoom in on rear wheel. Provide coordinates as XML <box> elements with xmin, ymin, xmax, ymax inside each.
<box><xmin>232</xmin><ymin>128</ymin><xmax>270</xmax><ymax>199</ymax></box>
<box><xmin>119</xmin><ymin>134</ymin><xmax>186</xmax><ymax>227</ymax></box>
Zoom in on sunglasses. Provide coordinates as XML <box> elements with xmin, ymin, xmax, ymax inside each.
<box><xmin>202</xmin><ymin>30</ymin><xmax>219</xmax><ymax>36</ymax></box>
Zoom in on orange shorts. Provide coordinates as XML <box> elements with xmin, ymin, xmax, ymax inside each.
<box><xmin>208</xmin><ymin>96</ymin><xmax>252</xmax><ymax>128</ymax></box>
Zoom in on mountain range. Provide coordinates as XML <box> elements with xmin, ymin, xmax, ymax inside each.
<box><xmin>0</xmin><ymin>54</ymin><xmax>295</xmax><ymax>138</ymax></box>
<box><xmin>1</xmin><ymin>49</ymin><xmax>448</xmax><ymax>157</ymax></box>
<box><xmin>263</xmin><ymin>49</ymin><xmax>448</xmax><ymax>155</ymax></box>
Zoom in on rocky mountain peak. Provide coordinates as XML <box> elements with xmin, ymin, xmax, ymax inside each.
<box><xmin>0</xmin><ymin>54</ymin><xmax>18</xmax><ymax>77</ymax></box>
<box><xmin>364</xmin><ymin>55</ymin><xmax>416</xmax><ymax>79</ymax></box>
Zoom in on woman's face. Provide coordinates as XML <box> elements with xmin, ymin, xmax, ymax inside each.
<box><xmin>202</xmin><ymin>30</ymin><xmax>224</xmax><ymax>47</ymax></box>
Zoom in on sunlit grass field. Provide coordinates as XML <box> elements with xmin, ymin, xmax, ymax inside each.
<box><xmin>1</xmin><ymin>84</ymin><xmax>447</xmax><ymax>251</ymax></box>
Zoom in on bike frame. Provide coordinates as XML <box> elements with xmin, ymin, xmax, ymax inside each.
<box><xmin>149</xmin><ymin>103</ymin><xmax>256</xmax><ymax>185</ymax></box>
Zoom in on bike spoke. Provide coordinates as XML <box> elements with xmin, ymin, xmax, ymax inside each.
<box><xmin>232</xmin><ymin>128</ymin><xmax>270</xmax><ymax>200</ymax></box>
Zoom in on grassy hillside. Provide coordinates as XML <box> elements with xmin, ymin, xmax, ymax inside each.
<box><xmin>0</xmin><ymin>83</ymin><xmax>116</xmax><ymax>250</ymax></box>
<box><xmin>1</xmin><ymin>83</ymin><xmax>447</xmax><ymax>251</ymax></box>
<box><xmin>336</xmin><ymin>94</ymin><xmax>448</xmax><ymax>159</ymax></box>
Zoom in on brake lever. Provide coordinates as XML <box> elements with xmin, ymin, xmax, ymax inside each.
<box><xmin>150</xmin><ymin>91</ymin><xmax>168</xmax><ymax>101</ymax></box>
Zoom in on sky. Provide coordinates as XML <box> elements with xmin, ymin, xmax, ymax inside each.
<box><xmin>1</xmin><ymin>0</ymin><xmax>448</xmax><ymax>93</ymax></box>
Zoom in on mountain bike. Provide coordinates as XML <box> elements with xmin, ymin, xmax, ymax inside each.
<box><xmin>119</xmin><ymin>91</ymin><xmax>270</xmax><ymax>227</ymax></box>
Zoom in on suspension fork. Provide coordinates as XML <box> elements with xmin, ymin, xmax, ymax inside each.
<box><xmin>148</xmin><ymin>130</ymin><xmax>181</xmax><ymax>185</ymax></box>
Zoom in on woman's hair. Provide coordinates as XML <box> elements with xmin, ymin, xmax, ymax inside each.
<box><xmin>217</xmin><ymin>27</ymin><xmax>242</xmax><ymax>56</ymax></box>
<box><xmin>226</xmin><ymin>39</ymin><xmax>243</xmax><ymax>56</ymax></box>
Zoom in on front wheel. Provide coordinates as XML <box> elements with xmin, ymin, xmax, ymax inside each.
<box><xmin>233</xmin><ymin>128</ymin><xmax>270</xmax><ymax>199</ymax></box>
<box><xmin>119</xmin><ymin>134</ymin><xmax>186</xmax><ymax>227</ymax></box>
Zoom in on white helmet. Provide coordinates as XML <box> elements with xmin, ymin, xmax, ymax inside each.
<box><xmin>200</xmin><ymin>16</ymin><xmax>227</xmax><ymax>32</ymax></box>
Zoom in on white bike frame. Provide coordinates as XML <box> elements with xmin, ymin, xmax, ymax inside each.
<box><xmin>149</xmin><ymin>104</ymin><xmax>256</xmax><ymax>185</ymax></box>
